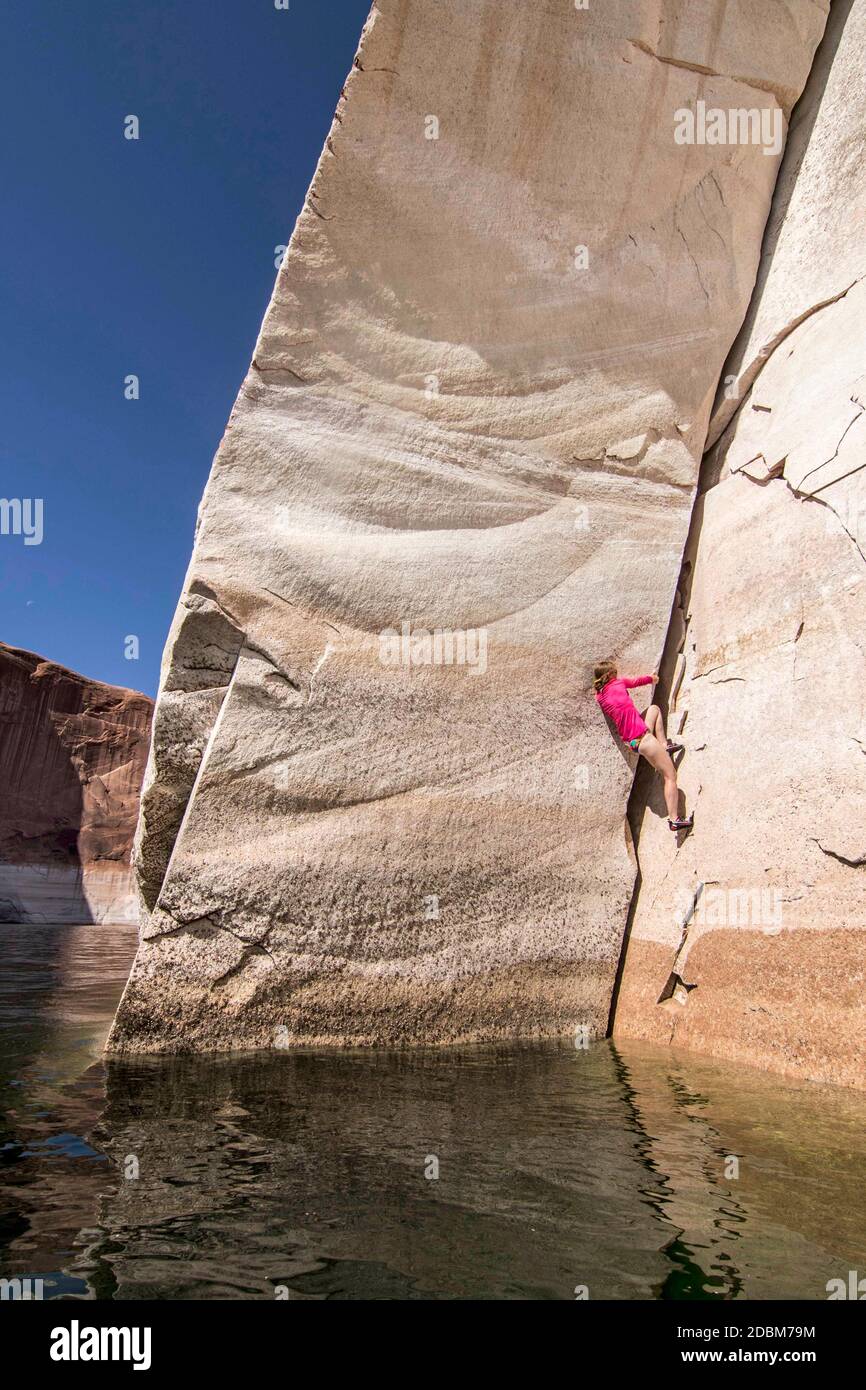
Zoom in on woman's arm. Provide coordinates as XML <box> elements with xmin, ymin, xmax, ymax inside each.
<box><xmin>623</xmin><ymin>673</ymin><xmax>658</xmax><ymax>689</ymax></box>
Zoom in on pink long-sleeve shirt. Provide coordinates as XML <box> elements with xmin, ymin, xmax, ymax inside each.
<box><xmin>596</xmin><ymin>675</ymin><xmax>654</xmax><ymax>744</ymax></box>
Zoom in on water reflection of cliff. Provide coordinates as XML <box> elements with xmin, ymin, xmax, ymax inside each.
<box><xmin>70</xmin><ymin>1040</ymin><xmax>866</xmax><ymax>1301</ymax></box>
<box><xmin>86</xmin><ymin>1043</ymin><xmax>666</xmax><ymax>1299</ymax></box>
<box><xmin>0</xmin><ymin>924</ymin><xmax>139</xmax><ymax>1297</ymax></box>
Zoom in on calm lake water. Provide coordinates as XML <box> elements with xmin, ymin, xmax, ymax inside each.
<box><xmin>1</xmin><ymin>923</ymin><xmax>864</xmax><ymax>1300</ymax></box>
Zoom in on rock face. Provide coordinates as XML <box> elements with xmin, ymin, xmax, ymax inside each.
<box><xmin>613</xmin><ymin>0</ymin><xmax>866</xmax><ymax>1089</ymax></box>
<box><xmin>0</xmin><ymin>643</ymin><xmax>153</xmax><ymax>925</ymax></box>
<box><xmin>110</xmin><ymin>0</ymin><xmax>825</xmax><ymax>1053</ymax></box>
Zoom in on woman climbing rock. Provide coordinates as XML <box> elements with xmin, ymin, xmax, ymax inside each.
<box><xmin>593</xmin><ymin>661</ymin><xmax>693</xmax><ymax>834</ymax></box>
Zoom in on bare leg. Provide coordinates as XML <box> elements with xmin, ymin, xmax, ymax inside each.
<box><xmin>644</xmin><ymin>703</ymin><xmax>666</xmax><ymax>742</ymax></box>
<box><xmin>638</xmin><ymin>733</ymin><xmax>681</xmax><ymax>820</ymax></box>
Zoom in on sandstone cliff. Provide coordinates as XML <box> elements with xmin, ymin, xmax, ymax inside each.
<box><xmin>110</xmin><ymin>0</ymin><xmax>825</xmax><ymax>1053</ymax></box>
<box><xmin>0</xmin><ymin>643</ymin><xmax>153</xmax><ymax>924</ymax></box>
<box><xmin>614</xmin><ymin>0</ymin><xmax>866</xmax><ymax>1088</ymax></box>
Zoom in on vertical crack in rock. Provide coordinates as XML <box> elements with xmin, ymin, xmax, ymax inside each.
<box><xmin>133</xmin><ymin>590</ymin><xmax>245</xmax><ymax>911</ymax></box>
<box><xmin>611</xmin><ymin>0</ymin><xmax>866</xmax><ymax>1089</ymax></box>
<box><xmin>149</xmin><ymin>642</ymin><xmax>247</xmax><ymax>907</ymax></box>
<box><xmin>110</xmin><ymin>0</ymin><xmax>829</xmax><ymax>1055</ymax></box>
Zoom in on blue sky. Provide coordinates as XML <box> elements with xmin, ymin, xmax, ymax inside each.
<box><xmin>0</xmin><ymin>0</ymin><xmax>371</xmax><ymax>697</ymax></box>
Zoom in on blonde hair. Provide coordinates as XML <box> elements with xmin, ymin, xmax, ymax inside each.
<box><xmin>593</xmin><ymin>660</ymin><xmax>617</xmax><ymax>694</ymax></box>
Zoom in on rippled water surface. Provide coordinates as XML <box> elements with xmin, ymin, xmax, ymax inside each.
<box><xmin>1</xmin><ymin>923</ymin><xmax>864</xmax><ymax>1300</ymax></box>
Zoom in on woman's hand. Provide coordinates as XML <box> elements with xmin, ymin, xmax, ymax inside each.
<box><xmin>650</xmin><ymin>672</ymin><xmax>660</xmax><ymax>685</ymax></box>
